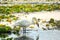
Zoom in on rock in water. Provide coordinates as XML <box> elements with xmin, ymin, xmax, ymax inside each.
<box><xmin>14</xmin><ymin>36</ymin><xmax>34</xmax><ymax>40</ymax></box>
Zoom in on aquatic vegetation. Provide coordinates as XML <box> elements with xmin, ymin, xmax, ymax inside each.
<box><xmin>12</xmin><ymin>17</ymin><xmax>18</xmax><ymax>20</ymax></box>
<box><xmin>45</xmin><ymin>18</ymin><xmax>57</xmax><ymax>30</ymax></box>
<box><xmin>0</xmin><ymin>15</ymin><xmax>18</xmax><ymax>21</ymax></box>
<box><xmin>49</xmin><ymin>18</ymin><xmax>56</xmax><ymax>27</ymax></box>
<box><xmin>24</xmin><ymin>4</ymin><xmax>34</xmax><ymax>12</ymax></box>
<box><xmin>0</xmin><ymin>4</ymin><xmax>60</xmax><ymax>14</ymax></box>
<box><xmin>56</xmin><ymin>21</ymin><xmax>60</xmax><ymax>26</ymax></box>
<box><xmin>0</xmin><ymin>6</ymin><xmax>13</xmax><ymax>14</ymax></box>
<box><xmin>11</xmin><ymin>5</ymin><xmax>22</xmax><ymax>13</ymax></box>
<box><xmin>13</xmin><ymin>26</ymin><xmax>21</xmax><ymax>34</ymax></box>
<box><xmin>0</xmin><ymin>24</ymin><xmax>12</xmax><ymax>33</ymax></box>
<box><xmin>46</xmin><ymin>24</ymin><xmax>50</xmax><ymax>27</ymax></box>
<box><xmin>0</xmin><ymin>34</ymin><xmax>8</xmax><ymax>38</ymax></box>
<box><xmin>49</xmin><ymin>18</ymin><xmax>55</xmax><ymax>23</ymax></box>
<box><xmin>7</xmin><ymin>38</ymin><xmax>12</xmax><ymax>40</ymax></box>
<box><xmin>55</xmin><ymin>20</ymin><xmax>60</xmax><ymax>29</ymax></box>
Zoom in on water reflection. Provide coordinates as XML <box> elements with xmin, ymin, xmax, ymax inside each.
<box><xmin>0</xmin><ymin>29</ymin><xmax>60</xmax><ymax>40</ymax></box>
<box><xmin>14</xmin><ymin>36</ymin><xmax>34</xmax><ymax>40</ymax></box>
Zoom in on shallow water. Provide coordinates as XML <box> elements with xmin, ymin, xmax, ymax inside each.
<box><xmin>25</xmin><ymin>30</ymin><xmax>60</xmax><ymax>40</ymax></box>
<box><xmin>4</xmin><ymin>30</ymin><xmax>60</xmax><ymax>40</ymax></box>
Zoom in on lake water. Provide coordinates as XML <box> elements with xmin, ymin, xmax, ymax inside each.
<box><xmin>25</xmin><ymin>30</ymin><xmax>60</xmax><ymax>40</ymax></box>
<box><xmin>0</xmin><ymin>29</ymin><xmax>60</xmax><ymax>40</ymax></box>
<box><xmin>7</xmin><ymin>29</ymin><xmax>60</xmax><ymax>40</ymax></box>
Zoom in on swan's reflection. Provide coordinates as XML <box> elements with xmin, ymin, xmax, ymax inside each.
<box><xmin>15</xmin><ymin>36</ymin><xmax>34</xmax><ymax>40</ymax></box>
